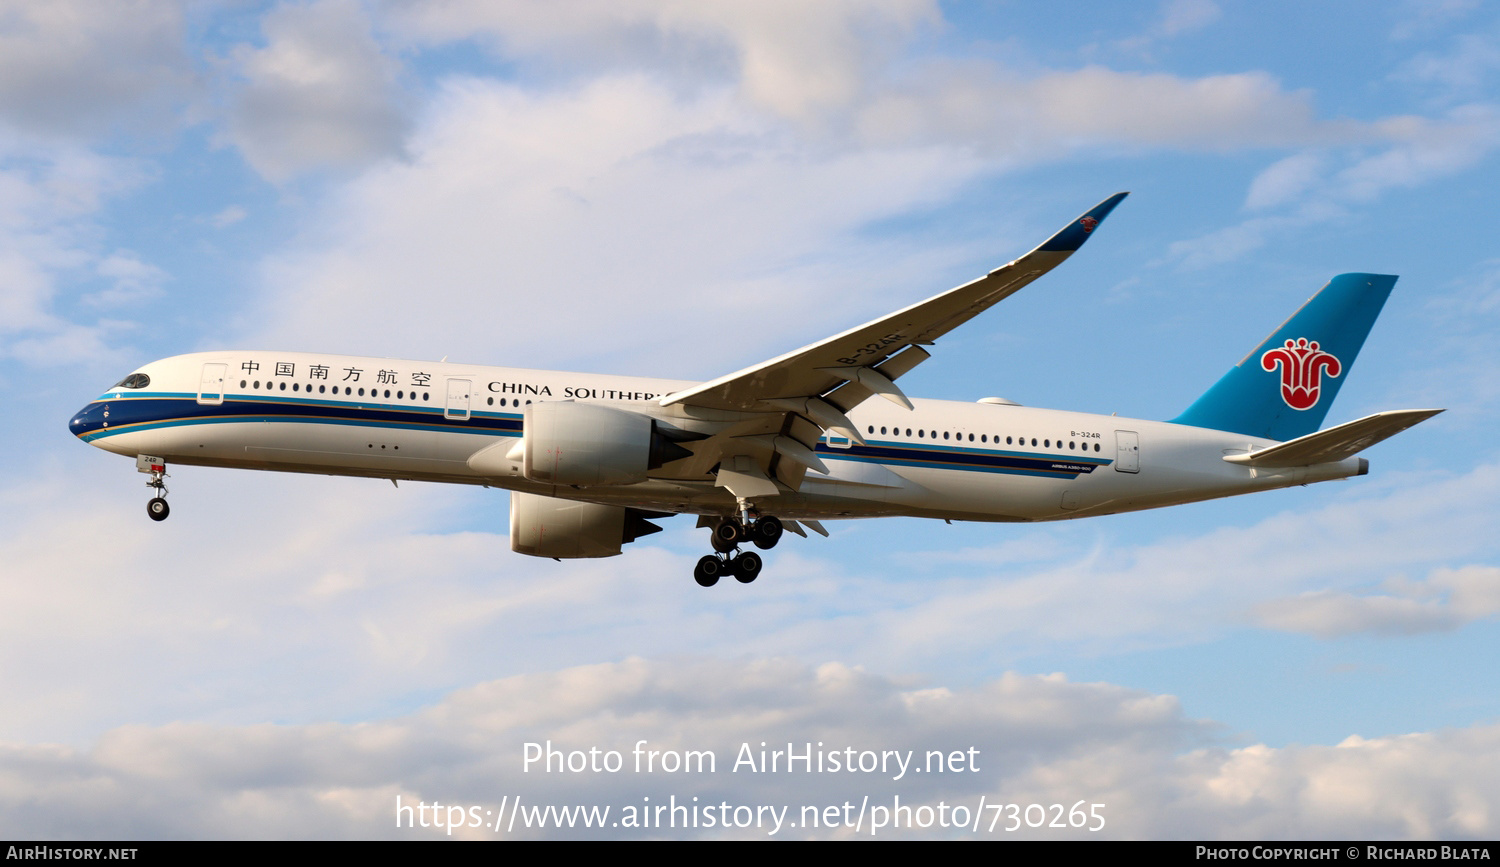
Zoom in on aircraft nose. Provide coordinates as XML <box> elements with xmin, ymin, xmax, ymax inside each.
<box><xmin>68</xmin><ymin>402</ymin><xmax>105</xmax><ymax>439</ymax></box>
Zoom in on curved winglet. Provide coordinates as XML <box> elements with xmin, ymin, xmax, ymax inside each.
<box><xmin>1034</xmin><ymin>192</ymin><xmax>1129</xmax><ymax>254</ymax></box>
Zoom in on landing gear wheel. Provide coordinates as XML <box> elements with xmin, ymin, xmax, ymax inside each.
<box><xmin>147</xmin><ymin>497</ymin><xmax>170</xmax><ymax>522</ymax></box>
<box><xmin>712</xmin><ymin>519</ymin><xmax>743</xmax><ymax>549</ymax></box>
<box><xmin>750</xmin><ymin>516</ymin><xmax>783</xmax><ymax>550</ymax></box>
<box><xmin>694</xmin><ymin>555</ymin><xmax>723</xmax><ymax>587</ymax></box>
<box><xmin>733</xmin><ymin>551</ymin><xmax>762</xmax><ymax>583</ymax></box>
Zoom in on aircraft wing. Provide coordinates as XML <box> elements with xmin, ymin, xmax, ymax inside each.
<box><xmin>657</xmin><ymin>193</ymin><xmax>1127</xmax><ymax>495</ymax></box>
<box><xmin>660</xmin><ymin>192</ymin><xmax>1129</xmax><ymax>417</ymax></box>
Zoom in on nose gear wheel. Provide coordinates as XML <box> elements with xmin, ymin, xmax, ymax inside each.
<box><xmin>143</xmin><ymin>462</ymin><xmax>170</xmax><ymax>522</ymax></box>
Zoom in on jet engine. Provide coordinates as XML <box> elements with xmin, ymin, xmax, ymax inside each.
<box><xmin>519</xmin><ymin>401</ymin><xmax>694</xmax><ymax>486</ymax></box>
<box><xmin>510</xmin><ymin>491</ymin><xmax>667</xmax><ymax>559</ymax></box>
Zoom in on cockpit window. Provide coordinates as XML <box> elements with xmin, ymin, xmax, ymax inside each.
<box><xmin>112</xmin><ymin>373</ymin><xmax>150</xmax><ymax>389</ymax></box>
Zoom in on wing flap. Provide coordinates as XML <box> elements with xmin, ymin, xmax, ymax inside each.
<box><xmin>715</xmin><ymin>455</ymin><xmax>781</xmax><ymax>499</ymax></box>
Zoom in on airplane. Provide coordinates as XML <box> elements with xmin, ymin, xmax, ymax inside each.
<box><xmin>68</xmin><ymin>193</ymin><xmax>1443</xmax><ymax>588</ymax></box>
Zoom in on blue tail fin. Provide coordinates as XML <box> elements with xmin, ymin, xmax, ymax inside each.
<box><xmin>1170</xmin><ymin>273</ymin><xmax>1397</xmax><ymax>441</ymax></box>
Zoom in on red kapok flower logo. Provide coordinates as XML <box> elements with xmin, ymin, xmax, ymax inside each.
<box><xmin>1261</xmin><ymin>338</ymin><xmax>1341</xmax><ymax>410</ymax></box>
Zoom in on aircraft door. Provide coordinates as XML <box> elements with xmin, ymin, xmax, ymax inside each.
<box><xmin>445</xmin><ymin>378</ymin><xmax>472</xmax><ymax>421</ymax></box>
<box><xmin>1114</xmin><ymin>430</ymin><xmax>1139</xmax><ymax>473</ymax></box>
<box><xmin>197</xmin><ymin>363</ymin><xmax>227</xmax><ymax>405</ymax></box>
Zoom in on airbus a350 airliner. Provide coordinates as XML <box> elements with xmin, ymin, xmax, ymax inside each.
<box><xmin>69</xmin><ymin>193</ymin><xmax>1441</xmax><ymax>587</ymax></box>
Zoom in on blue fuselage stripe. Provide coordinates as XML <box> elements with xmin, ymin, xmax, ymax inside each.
<box><xmin>816</xmin><ymin>440</ymin><xmax>1108</xmax><ymax>478</ymax></box>
<box><xmin>73</xmin><ymin>395</ymin><xmax>1114</xmax><ymax>479</ymax></box>
<box><xmin>73</xmin><ymin>395</ymin><xmax>520</xmax><ymax>443</ymax></box>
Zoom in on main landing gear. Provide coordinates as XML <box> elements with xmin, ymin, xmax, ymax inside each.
<box><xmin>692</xmin><ymin>514</ymin><xmax>782</xmax><ymax>587</ymax></box>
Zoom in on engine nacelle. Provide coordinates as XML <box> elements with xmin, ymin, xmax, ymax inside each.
<box><xmin>510</xmin><ymin>491</ymin><xmax>665</xmax><ymax>559</ymax></box>
<box><xmin>519</xmin><ymin>401</ymin><xmax>691</xmax><ymax>487</ymax></box>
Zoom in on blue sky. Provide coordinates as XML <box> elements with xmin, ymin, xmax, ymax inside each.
<box><xmin>4</xmin><ymin>0</ymin><xmax>1500</xmax><ymax>839</ymax></box>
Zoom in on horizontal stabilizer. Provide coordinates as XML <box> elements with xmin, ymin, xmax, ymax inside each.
<box><xmin>1223</xmin><ymin>409</ymin><xmax>1443</xmax><ymax>468</ymax></box>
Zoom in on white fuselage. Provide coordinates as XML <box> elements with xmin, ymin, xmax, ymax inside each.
<box><xmin>70</xmin><ymin>351</ymin><xmax>1366</xmax><ymax>524</ymax></box>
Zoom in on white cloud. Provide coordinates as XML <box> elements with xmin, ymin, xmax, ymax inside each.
<box><xmin>0</xmin><ymin>244</ymin><xmax>56</xmax><ymax>333</ymax></box>
<box><xmin>226</xmin><ymin>0</ymin><xmax>411</xmax><ymax>181</ymax></box>
<box><xmin>385</xmin><ymin>0</ymin><xmax>940</xmax><ymax>124</ymax></box>
<box><xmin>1112</xmin><ymin>0</ymin><xmax>1222</xmax><ymax>58</ymax></box>
<box><xmin>1256</xmin><ymin>566</ymin><xmax>1500</xmax><ymax>637</ymax></box>
<box><xmin>1334</xmin><ymin>106</ymin><xmax>1500</xmax><ymax>202</ymax></box>
<box><xmin>1</xmin><ymin>656</ymin><xmax>1496</xmax><ymax>839</ymax></box>
<box><xmin>1391</xmin><ymin>0</ymin><xmax>1483</xmax><ymax>42</ymax></box>
<box><xmin>385</xmin><ymin>0</ymin><xmax>1378</xmax><ymax>163</ymax></box>
<box><xmin>855</xmin><ymin>65</ymin><xmax>1340</xmax><ymax>159</ymax></box>
<box><xmin>246</xmin><ymin>2</ymin><xmax>1495</xmax><ymax>296</ymax></box>
<box><xmin>1395</xmin><ymin>31</ymin><xmax>1500</xmax><ymax>100</ymax></box>
<box><xmin>1169</xmin><ymin>106</ymin><xmax>1500</xmax><ymax>266</ymax></box>
<box><xmin>1245</xmin><ymin>153</ymin><xmax>1325</xmax><ymax>211</ymax></box>
<box><xmin>0</xmin><ymin>145</ymin><xmax>157</xmax><ymax>364</ymax></box>
<box><xmin>1157</xmin><ymin>0</ymin><xmax>1221</xmax><ymax>37</ymax></box>
<box><xmin>210</xmin><ymin>205</ymin><xmax>248</xmax><ymax>228</ymax></box>
<box><xmin>9</xmin><ymin>442</ymin><xmax>1494</xmax><ymax>749</ymax></box>
<box><xmin>821</xmin><ymin>462</ymin><xmax>1500</xmax><ymax>664</ymax></box>
<box><xmin>1166</xmin><ymin>727</ymin><xmax>1500</xmax><ymax>839</ymax></box>
<box><xmin>243</xmin><ymin>74</ymin><xmax>986</xmax><ymax>371</ymax></box>
<box><xmin>88</xmin><ymin>251</ymin><xmax>168</xmax><ymax>308</ymax></box>
<box><xmin>236</xmin><ymin>38</ymin><xmax>1410</xmax><ymax>370</ymax></box>
<box><xmin>1378</xmin><ymin>260</ymin><xmax>1500</xmax><ymax>419</ymax></box>
<box><xmin>0</xmin><ymin>0</ymin><xmax>195</xmax><ymax>139</ymax></box>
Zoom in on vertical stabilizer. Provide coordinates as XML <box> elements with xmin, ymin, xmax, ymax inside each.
<box><xmin>1171</xmin><ymin>273</ymin><xmax>1396</xmax><ymax>441</ymax></box>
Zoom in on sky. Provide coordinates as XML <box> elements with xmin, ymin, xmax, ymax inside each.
<box><xmin>3</xmin><ymin>0</ymin><xmax>1500</xmax><ymax>840</ymax></box>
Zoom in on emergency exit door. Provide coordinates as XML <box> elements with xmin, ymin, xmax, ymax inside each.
<box><xmin>197</xmin><ymin>363</ymin><xmax>227</xmax><ymax>405</ymax></box>
<box><xmin>445</xmin><ymin>378</ymin><xmax>472</xmax><ymax>421</ymax></box>
<box><xmin>1114</xmin><ymin>430</ymin><xmax>1139</xmax><ymax>473</ymax></box>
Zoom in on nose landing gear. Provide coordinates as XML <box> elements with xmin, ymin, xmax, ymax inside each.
<box><xmin>137</xmin><ymin>454</ymin><xmax>170</xmax><ymax>522</ymax></box>
<box><xmin>693</xmin><ymin>514</ymin><xmax>780</xmax><ymax>587</ymax></box>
